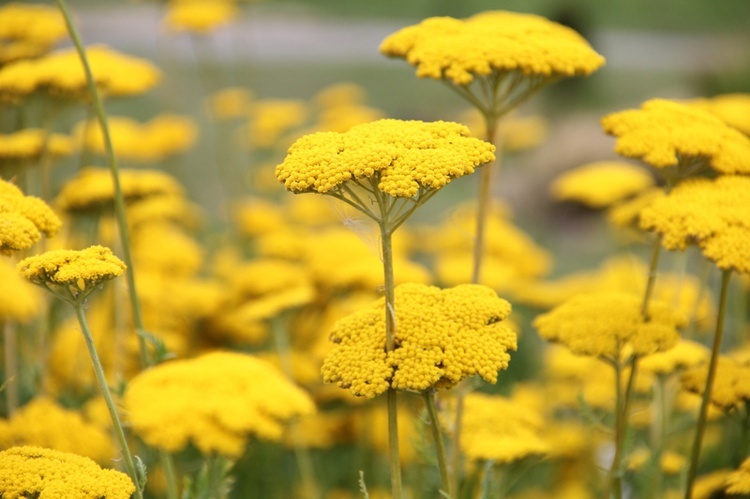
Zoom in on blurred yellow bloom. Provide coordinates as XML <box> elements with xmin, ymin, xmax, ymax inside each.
<box><xmin>380</xmin><ymin>11</ymin><xmax>604</xmax><ymax>86</ymax></box>
<box><xmin>232</xmin><ymin>197</ymin><xmax>286</xmax><ymax>237</ymax></box>
<box><xmin>726</xmin><ymin>457</ymin><xmax>750</xmax><ymax>495</ymax></box>
<box><xmin>601</xmin><ymin>98</ymin><xmax>750</xmax><ymax>174</ymax></box>
<box><xmin>125</xmin><ymin>194</ymin><xmax>203</xmax><ymax>230</ymax></box>
<box><xmin>691</xmin><ymin>469</ymin><xmax>732</xmax><ymax>499</ymax></box>
<box><xmin>0</xmin><ymin>398</ymin><xmax>114</xmax><ymax>465</ymax></box>
<box><xmin>0</xmin><ymin>3</ymin><xmax>66</xmax><ymax>63</ymax></box>
<box><xmin>246</xmin><ymin>98</ymin><xmax>309</xmax><ymax>149</ymax></box>
<box><xmin>206</xmin><ymin>86</ymin><xmax>254</xmax><ymax>120</ymax></box>
<box><xmin>276</xmin><ymin>119</ymin><xmax>494</xmax><ymax>197</ymax></box>
<box><xmin>681</xmin><ymin>357</ymin><xmax>750</xmax><ymax>411</ymax></box>
<box><xmin>164</xmin><ymin>0</ymin><xmax>238</xmax><ymax>35</ymax></box>
<box><xmin>0</xmin><ymin>44</ymin><xmax>161</xmax><ymax>102</ymax></box>
<box><xmin>0</xmin><ymin>258</ymin><xmax>39</xmax><ymax>321</ymax></box>
<box><xmin>550</xmin><ymin>161</ymin><xmax>654</xmax><ymax>209</ymax></box>
<box><xmin>639</xmin><ymin>340</ymin><xmax>709</xmax><ymax>375</ymax></box>
<box><xmin>56</xmin><ymin>167</ymin><xmax>184</xmax><ymax>213</ymax></box>
<box><xmin>459</xmin><ymin>109</ymin><xmax>549</xmax><ymax>151</ymax></box>
<box><xmin>124</xmin><ymin>351</ymin><xmax>315</xmax><ymax>457</ymax></box>
<box><xmin>607</xmin><ymin>187</ymin><xmax>664</xmax><ymax>229</ymax></box>
<box><xmin>534</xmin><ymin>292</ymin><xmax>684</xmax><ymax>360</ymax></box>
<box><xmin>0</xmin><ymin>446</ymin><xmax>134</xmax><ymax>499</ymax></box>
<box><xmin>689</xmin><ymin>93</ymin><xmax>750</xmax><ymax>136</ymax></box>
<box><xmin>640</xmin><ymin>175</ymin><xmax>750</xmax><ymax>273</ymax></box>
<box><xmin>322</xmin><ymin>282</ymin><xmax>516</xmax><ymax>398</ymax></box>
<box><xmin>132</xmin><ymin>222</ymin><xmax>204</xmax><ymax>277</ymax></box>
<box><xmin>0</xmin><ymin>129</ymin><xmax>73</xmax><ymax>160</ymax></box>
<box><xmin>76</xmin><ymin>114</ymin><xmax>198</xmax><ymax>162</ymax></box>
<box><xmin>0</xmin><ymin>178</ymin><xmax>61</xmax><ymax>255</ymax></box>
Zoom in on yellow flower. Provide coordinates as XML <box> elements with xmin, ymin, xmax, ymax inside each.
<box><xmin>132</xmin><ymin>222</ymin><xmax>204</xmax><ymax>277</ymax></box>
<box><xmin>601</xmin><ymin>98</ymin><xmax>750</xmax><ymax>174</ymax></box>
<box><xmin>56</xmin><ymin>167</ymin><xmax>184</xmax><ymax>213</ymax></box>
<box><xmin>639</xmin><ymin>339</ymin><xmax>709</xmax><ymax>375</ymax></box>
<box><xmin>689</xmin><ymin>93</ymin><xmax>750</xmax><ymax>136</ymax></box>
<box><xmin>0</xmin><ymin>398</ymin><xmax>114</xmax><ymax>465</ymax></box>
<box><xmin>276</xmin><ymin>119</ymin><xmax>494</xmax><ymax>197</ymax></box>
<box><xmin>206</xmin><ymin>87</ymin><xmax>254</xmax><ymax>120</ymax></box>
<box><xmin>0</xmin><ymin>129</ymin><xmax>73</xmax><ymax>160</ymax></box>
<box><xmin>0</xmin><ymin>178</ymin><xmax>61</xmax><ymax>255</ymax></box>
<box><xmin>380</xmin><ymin>11</ymin><xmax>604</xmax><ymax>86</ymax></box>
<box><xmin>322</xmin><ymin>282</ymin><xmax>516</xmax><ymax>398</ymax></box>
<box><xmin>681</xmin><ymin>357</ymin><xmax>750</xmax><ymax>411</ymax></box>
<box><xmin>232</xmin><ymin>197</ymin><xmax>286</xmax><ymax>237</ymax></box>
<box><xmin>459</xmin><ymin>392</ymin><xmax>549</xmax><ymax>463</ymax></box>
<box><xmin>533</xmin><ymin>292</ymin><xmax>684</xmax><ymax>360</ymax></box>
<box><xmin>639</xmin><ymin>175</ymin><xmax>750</xmax><ymax>273</ymax></box>
<box><xmin>0</xmin><ymin>258</ymin><xmax>39</xmax><ymax>321</ymax></box>
<box><xmin>0</xmin><ymin>3</ymin><xmax>66</xmax><ymax>62</ymax></box>
<box><xmin>726</xmin><ymin>457</ymin><xmax>750</xmax><ymax>495</ymax></box>
<box><xmin>125</xmin><ymin>194</ymin><xmax>203</xmax><ymax>230</ymax></box>
<box><xmin>17</xmin><ymin>245</ymin><xmax>126</xmax><ymax>297</ymax></box>
<box><xmin>459</xmin><ymin>109</ymin><xmax>549</xmax><ymax>151</ymax></box>
<box><xmin>164</xmin><ymin>0</ymin><xmax>238</xmax><ymax>35</ymax></box>
<box><xmin>310</xmin><ymin>83</ymin><xmax>385</xmax><ymax>133</ymax></box>
<box><xmin>245</xmin><ymin>98</ymin><xmax>309</xmax><ymax>149</ymax></box>
<box><xmin>124</xmin><ymin>351</ymin><xmax>315</xmax><ymax>457</ymax></box>
<box><xmin>550</xmin><ymin>161</ymin><xmax>654</xmax><ymax>209</ymax></box>
<box><xmin>607</xmin><ymin>187</ymin><xmax>664</xmax><ymax>229</ymax></box>
<box><xmin>76</xmin><ymin>114</ymin><xmax>198</xmax><ymax>162</ymax></box>
<box><xmin>0</xmin><ymin>44</ymin><xmax>161</xmax><ymax>101</ymax></box>
<box><xmin>692</xmin><ymin>470</ymin><xmax>733</xmax><ymax>499</ymax></box>
<box><xmin>660</xmin><ymin>451</ymin><xmax>688</xmax><ymax>476</ymax></box>
<box><xmin>0</xmin><ymin>446</ymin><xmax>134</xmax><ymax>499</ymax></box>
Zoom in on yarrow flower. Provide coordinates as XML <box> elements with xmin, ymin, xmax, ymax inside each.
<box><xmin>124</xmin><ymin>351</ymin><xmax>315</xmax><ymax>458</ymax></box>
<box><xmin>0</xmin><ymin>129</ymin><xmax>73</xmax><ymax>162</ymax></box>
<box><xmin>0</xmin><ymin>445</ymin><xmax>134</xmax><ymax>499</ymax></box>
<box><xmin>601</xmin><ymin>98</ymin><xmax>750</xmax><ymax>175</ymax></box>
<box><xmin>639</xmin><ymin>175</ymin><xmax>750</xmax><ymax>274</ymax></box>
<box><xmin>533</xmin><ymin>292</ymin><xmax>684</xmax><ymax>360</ymax></box>
<box><xmin>0</xmin><ymin>3</ymin><xmax>66</xmax><ymax>63</ymax></box>
<box><xmin>163</xmin><ymin>0</ymin><xmax>238</xmax><ymax>35</ymax></box>
<box><xmin>681</xmin><ymin>357</ymin><xmax>750</xmax><ymax>412</ymax></box>
<box><xmin>726</xmin><ymin>457</ymin><xmax>750</xmax><ymax>495</ymax></box>
<box><xmin>17</xmin><ymin>245</ymin><xmax>126</xmax><ymax>300</ymax></box>
<box><xmin>275</xmin><ymin>119</ymin><xmax>494</xmax><ymax>199</ymax></box>
<box><xmin>322</xmin><ymin>282</ymin><xmax>516</xmax><ymax>398</ymax></box>
<box><xmin>550</xmin><ymin>161</ymin><xmax>654</xmax><ymax>209</ymax></box>
<box><xmin>689</xmin><ymin>92</ymin><xmax>750</xmax><ymax>136</ymax></box>
<box><xmin>0</xmin><ymin>178</ymin><xmax>61</xmax><ymax>255</ymax></box>
<box><xmin>380</xmin><ymin>11</ymin><xmax>605</xmax><ymax>87</ymax></box>
<box><xmin>0</xmin><ymin>258</ymin><xmax>38</xmax><ymax>321</ymax></box>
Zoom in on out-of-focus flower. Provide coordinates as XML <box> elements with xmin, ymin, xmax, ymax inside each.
<box><xmin>322</xmin><ymin>282</ymin><xmax>516</xmax><ymax>398</ymax></box>
<box><xmin>550</xmin><ymin>161</ymin><xmax>654</xmax><ymax>209</ymax></box>
<box><xmin>0</xmin><ymin>129</ymin><xmax>73</xmax><ymax>161</ymax></box>
<box><xmin>1</xmin><ymin>178</ymin><xmax>61</xmax><ymax>255</ymax></box>
<box><xmin>689</xmin><ymin>93</ymin><xmax>750</xmax><ymax>136</ymax></box>
<box><xmin>726</xmin><ymin>457</ymin><xmax>750</xmax><ymax>495</ymax></box>
<box><xmin>206</xmin><ymin>87</ymin><xmax>254</xmax><ymax>120</ymax></box>
<box><xmin>0</xmin><ymin>3</ymin><xmax>66</xmax><ymax>63</ymax></box>
<box><xmin>0</xmin><ymin>446</ymin><xmax>134</xmax><ymax>499</ymax></box>
<box><xmin>124</xmin><ymin>351</ymin><xmax>315</xmax><ymax>457</ymax></box>
<box><xmin>681</xmin><ymin>357</ymin><xmax>750</xmax><ymax>412</ymax></box>
<box><xmin>164</xmin><ymin>0</ymin><xmax>238</xmax><ymax>35</ymax></box>
<box><xmin>0</xmin><ymin>258</ymin><xmax>39</xmax><ymax>321</ymax></box>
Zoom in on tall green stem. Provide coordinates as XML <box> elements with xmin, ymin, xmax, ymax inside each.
<box><xmin>72</xmin><ymin>300</ymin><xmax>142</xmax><ymax>499</ymax></box>
<box><xmin>684</xmin><ymin>269</ymin><xmax>732</xmax><ymax>499</ymax></box>
<box><xmin>641</xmin><ymin>235</ymin><xmax>663</xmax><ymax>320</ymax></box>
<box><xmin>424</xmin><ymin>389</ymin><xmax>452</xmax><ymax>498</ymax></box>
<box><xmin>604</xmin><ymin>354</ymin><xmax>638</xmax><ymax>499</ymax></box>
<box><xmin>471</xmin><ymin>113</ymin><xmax>500</xmax><ymax>285</ymax></box>
<box><xmin>2</xmin><ymin>321</ymin><xmax>18</xmax><ymax>417</ymax></box>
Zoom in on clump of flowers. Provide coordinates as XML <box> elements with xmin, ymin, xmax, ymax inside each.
<box><xmin>0</xmin><ymin>3</ymin><xmax>67</xmax><ymax>63</ymax></box>
<box><xmin>0</xmin><ymin>446</ymin><xmax>135</xmax><ymax>499</ymax></box>
<box><xmin>550</xmin><ymin>160</ymin><xmax>655</xmax><ymax>209</ymax></box>
<box><xmin>726</xmin><ymin>457</ymin><xmax>750</xmax><ymax>496</ymax></box>
<box><xmin>322</xmin><ymin>282</ymin><xmax>516</xmax><ymax>398</ymax></box>
<box><xmin>124</xmin><ymin>351</ymin><xmax>315</xmax><ymax>458</ymax></box>
<box><xmin>681</xmin><ymin>358</ymin><xmax>750</xmax><ymax>413</ymax></box>
<box><xmin>0</xmin><ymin>178</ymin><xmax>61</xmax><ymax>255</ymax></box>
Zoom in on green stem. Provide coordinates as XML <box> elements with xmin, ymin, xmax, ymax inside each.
<box><xmin>641</xmin><ymin>235</ymin><xmax>663</xmax><ymax>320</ymax></box>
<box><xmin>605</xmin><ymin>355</ymin><xmax>638</xmax><ymax>499</ymax></box>
<box><xmin>160</xmin><ymin>451</ymin><xmax>180</xmax><ymax>499</ymax></box>
<box><xmin>72</xmin><ymin>300</ymin><xmax>142</xmax><ymax>499</ymax></box>
<box><xmin>684</xmin><ymin>269</ymin><xmax>732</xmax><ymax>499</ymax></box>
<box><xmin>54</xmin><ymin>0</ymin><xmax>149</xmax><ymax>368</ymax></box>
<box><xmin>424</xmin><ymin>389</ymin><xmax>452</xmax><ymax>498</ymax></box>
<box><xmin>471</xmin><ymin>113</ymin><xmax>500</xmax><ymax>285</ymax></box>
<box><xmin>2</xmin><ymin>320</ymin><xmax>18</xmax><ymax>417</ymax></box>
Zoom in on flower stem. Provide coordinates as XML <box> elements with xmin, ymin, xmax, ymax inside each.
<box><xmin>684</xmin><ymin>268</ymin><xmax>732</xmax><ymax>499</ymax></box>
<box><xmin>54</xmin><ymin>0</ymin><xmax>149</xmax><ymax>368</ymax></box>
<box><xmin>72</xmin><ymin>300</ymin><xmax>142</xmax><ymax>499</ymax></box>
<box><xmin>471</xmin><ymin>113</ymin><xmax>501</xmax><ymax>285</ymax></box>
<box><xmin>605</xmin><ymin>355</ymin><xmax>638</xmax><ymax>499</ymax></box>
<box><xmin>424</xmin><ymin>389</ymin><xmax>452</xmax><ymax>498</ymax></box>
<box><xmin>2</xmin><ymin>321</ymin><xmax>18</xmax><ymax>417</ymax></box>
<box><xmin>641</xmin><ymin>235</ymin><xmax>663</xmax><ymax>320</ymax></box>
<box><xmin>160</xmin><ymin>451</ymin><xmax>180</xmax><ymax>499</ymax></box>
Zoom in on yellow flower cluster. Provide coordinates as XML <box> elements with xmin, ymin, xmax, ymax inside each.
<box><xmin>0</xmin><ymin>178</ymin><xmax>61</xmax><ymax>255</ymax></box>
<box><xmin>164</xmin><ymin>0</ymin><xmax>238</xmax><ymax>35</ymax></box>
<box><xmin>606</xmin><ymin>187</ymin><xmax>664</xmax><ymax>229</ymax></box>
<box><xmin>124</xmin><ymin>351</ymin><xmax>315</xmax><ymax>457</ymax></box>
<box><xmin>0</xmin><ymin>258</ymin><xmax>38</xmax><ymax>321</ymax></box>
<box><xmin>0</xmin><ymin>446</ymin><xmax>134</xmax><ymax>499</ymax></box>
<box><xmin>380</xmin><ymin>11</ymin><xmax>605</xmax><ymax>86</ymax></box>
<box><xmin>0</xmin><ymin>129</ymin><xmax>73</xmax><ymax>160</ymax></box>
<box><xmin>690</xmin><ymin>92</ymin><xmax>750</xmax><ymax>136</ymax></box>
<box><xmin>601</xmin><ymin>99</ymin><xmax>750</xmax><ymax>173</ymax></box>
<box><xmin>322</xmin><ymin>282</ymin><xmax>516</xmax><ymax>398</ymax></box>
<box><xmin>726</xmin><ymin>457</ymin><xmax>750</xmax><ymax>495</ymax></box>
<box><xmin>311</xmin><ymin>83</ymin><xmax>385</xmax><ymax>134</ymax></box>
<box><xmin>459</xmin><ymin>392</ymin><xmax>549</xmax><ymax>463</ymax></box>
<box><xmin>0</xmin><ymin>45</ymin><xmax>161</xmax><ymax>102</ymax></box>
<box><xmin>0</xmin><ymin>398</ymin><xmax>114</xmax><ymax>465</ymax></box>
<box><xmin>639</xmin><ymin>340</ymin><xmax>709</xmax><ymax>375</ymax></box>
<box><xmin>56</xmin><ymin>167</ymin><xmax>184</xmax><ymax>213</ymax></box>
<box><xmin>639</xmin><ymin>175</ymin><xmax>750</xmax><ymax>273</ymax></box>
<box><xmin>247</xmin><ymin>99</ymin><xmax>309</xmax><ymax>148</ymax></box>
<box><xmin>533</xmin><ymin>292</ymin><xmax>684</xmax><ymax>359</ymax></box>
<box><xmin>0</xmin><ymin>3</ymin><xmax>66</xmax><ymax>63</ymax></box>
<box><xmin>275</xmin><ymin>119</ymin><xmax>495</xmax><ymax>197</ymax></box>
<box><xmin>681</xmin><ymin>358</ymin><xmax>750</xmax><ymax>411</ymax></box>
<box><xmin>17</xmin><ymin>245</ymin><xmax>126</xmax><ymax>292</ymax></box>
<box><xmin>206</xmin><ymin>86</ymin><xmax>253</xmax><ymax>120</ymax></box>
<box><xmin>550</xmin><ymin>161</ymin><xmax>654</xmax><ymax>209</ymax></box>
<box><xmin>76</xmin><ymin>114</ymin><xmax>198</xmax><ymax>162</ymax></box>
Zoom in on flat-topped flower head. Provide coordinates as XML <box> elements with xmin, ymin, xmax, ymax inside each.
<box><xmin>0</xmin><ymin>445</ymin><xmax>134</xmax><ymax>499</ymax></box>
<box><xmin>689</xmin><ymin>93</ymin><xmax>750</xmax><ymax>136</ymax></box>
<box><xmin>275</xmin><ymin>119</ymin><xmax>494</xmax><ymax>198</ymax></box>
<box><xmin>601</xmin><ymin>98</ymin><xmax>750</xmax><ymax>175</ymax></box>
<box><xmin>164</xmin><ymin>0</ymin><xmax>238</xmax><ymax>35</ymax></box>
<box><xmin>124</xmin><ymin>351</ymin><xmax>315</xmax><ymax>457</ymax></box>
<box><xmin>380</xmin><ymin>11</ymin><xmax>605</xmax><ymax>86</ymax></box>
<box><xmin>0</xmin><ymin>3</ymin><xmax>66</xmax><ymax>63</ymax></box>
<box><xmin>0</xmin><ymin>129</ymin><xmax>73</xmax><ymax>162</ymax></box>
<box><xmin>1</xmin><ymin>178</ymin><xmax>61</xmax><ymax>255</ymax></box>
<box><xmin>533</xmin><ymin>292</ymin><xmax>684</xmax><ymax>360</ymax></box>
<box><xmin>639</xmin><ymin>339</ymin><xmax>710</xmax><ymax>376</ymax></box>
<box><xmin>639</xmin><ymin>175</ymin><xmax>750</xmax><ymax>274</ymax></box>
<box><xmin>681</xmin><ymin>357</ymin><xmax>750</xmax><ymax>412</ymax></box>
<box><xmin>17</xmin><ymin>245</ymin><xmax>126</xmax><ymax>300</ymax></box>
<box><xmin>322</xmin><ymin>282</ymin><xmax>516</xmax><ymax>398</ymax></box>
<box><xmin>550</xmin><ymin>161</ymin><xmax>654</xmax><ymax>209</ymax></box>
